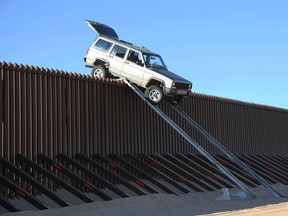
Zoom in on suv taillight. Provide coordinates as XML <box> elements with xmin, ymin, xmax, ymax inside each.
<box><xmin>85</xmin><ymin>49</ymin><xmax>89</xmax><ymax>56</ymax></box>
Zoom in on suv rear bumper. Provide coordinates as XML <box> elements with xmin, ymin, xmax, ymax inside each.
<box><xmin>164</xmin><ymin>87</ymin><xmax>191</xmax><ymax>96</ymax></box>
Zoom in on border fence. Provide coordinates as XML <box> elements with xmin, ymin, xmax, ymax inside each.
<box><xmin>1</xmin><ymin>61</ymin><xmax>288</xmax><ymax>160</ymax></box>
<box><xmin>1</xmin><ymin>61</ymin><xmax>288</xmax><ymax>213</ymax></box>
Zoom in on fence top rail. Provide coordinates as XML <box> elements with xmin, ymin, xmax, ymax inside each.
<box><xmin>0</xmin><ymin>61</ymin><xmax>124</xmax><ymax>85</ymax></box>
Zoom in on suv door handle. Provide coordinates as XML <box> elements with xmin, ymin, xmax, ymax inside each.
<box><xmin>124</xmin><ymin>61</ymin><xmax>129</xmax><ymax>64</ymax></box>
<box><xmin>109</xmin><ymin>55</ymin><xmax>114</xmax><ymax>58</ymax></box>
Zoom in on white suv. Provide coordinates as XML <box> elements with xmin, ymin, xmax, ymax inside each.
<box><xmin>84</xmin><ymin>19</ymin><xmax>192</xmax><ymax>104</ymax></box>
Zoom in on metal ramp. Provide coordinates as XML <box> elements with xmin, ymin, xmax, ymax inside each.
<box><xmin>124</xmin><ymin>79</ymin><xmax>285</xmax><ymax>198</ymax></box>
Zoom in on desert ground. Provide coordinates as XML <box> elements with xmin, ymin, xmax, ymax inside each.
<box><xmin>2</xmin><ymin>184</ymin><xmax>288</xmax><ymax>216</ymax></box>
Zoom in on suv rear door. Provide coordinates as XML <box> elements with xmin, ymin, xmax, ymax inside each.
<box><xmin>108</xmin><ymin>44</ymin><xmax>128</xmax><ymax>75</ymax></box>
<box><xmin>85</xmin><ymin>19</ymin><xmax>119</xmax><ymax>39</ymax></box>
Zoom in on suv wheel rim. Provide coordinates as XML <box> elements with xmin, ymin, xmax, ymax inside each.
<box><xmin>149</xmin><ymin>89</ymin><xmax>160</xmax><ymax>102</ymax></box>
<box><xmin>94</xmin><ymin>68</ymin><xmax>103</xmax><ymax>78</ymax></box>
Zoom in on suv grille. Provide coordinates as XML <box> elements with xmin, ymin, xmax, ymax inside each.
<box><xmin>174</xmin><ymin>83</ymin><xmax>190</xmax><ymax>90</ymax></box>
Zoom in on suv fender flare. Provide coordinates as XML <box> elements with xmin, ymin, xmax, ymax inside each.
<box><xmin>94</xmin><ymin>58</ymin><xmax>109</xmax><ymax>68</ymax></box>
<box><xmin>146</xmin><ymin>78</ymin><xmax>165</xmax><ymax>89</ymax></box>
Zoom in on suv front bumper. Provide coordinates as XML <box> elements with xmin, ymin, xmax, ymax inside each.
<box><xmin>163</xmin><ymin>87</ymin><xmax>191</xmax><ymax>96</ymax></box>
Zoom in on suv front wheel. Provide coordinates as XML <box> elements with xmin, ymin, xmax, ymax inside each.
<box><xmin>145</xmin><ymin>85</ymin><xmax>164</xmax><ymax>104</ymax></box>
<box><xmin>91</xmin><ymin>65</ymin><xmax>108</xmax><ymax>78</ymax></box>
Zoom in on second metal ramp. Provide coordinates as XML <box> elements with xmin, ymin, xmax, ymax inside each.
<box><xmin>169</xmin><ymin>103</ymin><xmax>285</xmax><ymax>198</ymax></box>
<box><xmin>124</xmin><ymin>80</ymin><xmax>257</xmax><ymax>199</ymax></box>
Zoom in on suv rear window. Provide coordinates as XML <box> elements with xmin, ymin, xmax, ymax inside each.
<box><xmin>94</xmin><ymin>39</ymin><xmax>112</xmax><ymax>52</ymax></box>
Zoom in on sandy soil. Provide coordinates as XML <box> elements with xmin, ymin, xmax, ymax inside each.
<box><xmin>2</xmin><ymin>184</ymin><xmax>288</xmax><ymax>216</ymax></box>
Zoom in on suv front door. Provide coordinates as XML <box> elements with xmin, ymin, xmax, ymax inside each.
<box><xmin>122</xmin><ymin>50</ymin><xmax>145</xmax><ymax>85</ymax></box>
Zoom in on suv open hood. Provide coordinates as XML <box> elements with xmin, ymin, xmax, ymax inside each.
<box><xmin>85</xmin><ymin>19</ymin><xmax>119</xmax><ymax>40</ymax></box>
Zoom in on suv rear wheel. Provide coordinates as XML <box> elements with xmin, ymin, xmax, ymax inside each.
<box><xmin>145</xmin><ymin>85</ymin><xmax>163</xmax><ymax>104</ymax></box>
<box><xmin>91</xmin><ymin>65</ymin><xmax>108</xmax><ymax>78</ymax></box>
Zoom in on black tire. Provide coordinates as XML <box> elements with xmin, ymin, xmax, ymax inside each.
<box><xmin>144</xmin><ymin>85</ymin><xmax>164</xmax><ymax>104</ymax></box>
<box><xmin>91</xmin><ymin>65</ymin><xmax>108</xmax><ymax>78</ymax></box>
<box><xmin>166</xmin><ymin>96</ymin><xmax>184</xmax><ymax>105</ymax></box>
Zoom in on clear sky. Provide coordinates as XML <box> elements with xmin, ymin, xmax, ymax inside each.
<box><xmin>1</xmin><ymin>0</ymin><xmax>287</xmax><ymax>108</ymax></box>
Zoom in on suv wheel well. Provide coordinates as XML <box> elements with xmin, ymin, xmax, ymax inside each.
<box><xmin>94</xmin><ymin>59</ymin><xmax>107</xmax><ymax>67</ymax></box>
<box><xmin>146</xmin><ymin>80</ymin><xmax>164</xmax><ymax>88</ymax></box>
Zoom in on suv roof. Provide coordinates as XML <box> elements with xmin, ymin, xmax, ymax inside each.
<box><xmin>110</xmin><ymin>38</ymin><xmax>158</xmax><ymax>56</ymax></box>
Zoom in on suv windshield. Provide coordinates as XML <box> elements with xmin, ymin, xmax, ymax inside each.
<box><xmin>143</xmin><ymin>53</ymin><xmax>167</xmax><ymax>69</ymax></box>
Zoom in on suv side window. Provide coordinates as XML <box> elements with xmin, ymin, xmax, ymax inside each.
<box><xmin>94</xmin><ymin>39</ymin><xmax>112</xmax><ymax>52</ymax></box>
<box><xmin>127</xmin><ymin>50</ymin><xmax>144</xmax><ymax>67</ymax></box>
<box><xmin>110</xmin><ymin>45</ymin><xmax>127</xmax><ymax>58</ymax></box>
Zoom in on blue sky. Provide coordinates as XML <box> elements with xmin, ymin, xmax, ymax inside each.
<box><xmin>1</xmin><ymin>0</ymin><xmax>287</xmax><ymax>108</ymax></box>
